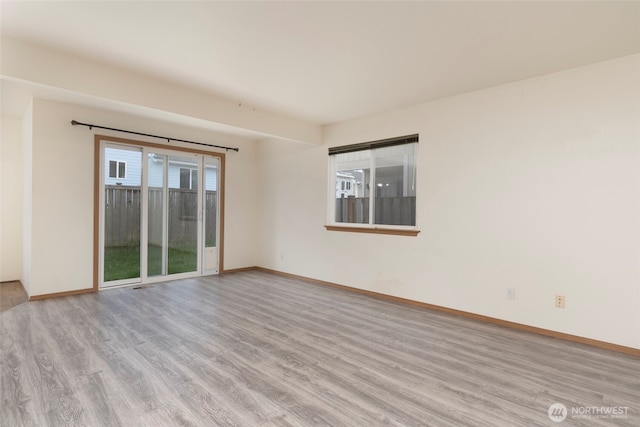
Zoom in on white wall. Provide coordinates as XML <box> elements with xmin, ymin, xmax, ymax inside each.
<box><xmin>258</xmin><ymin>54</ymin><xmax>640</xmax><ymax>349</ymax></box>
<box><xmin>24</xmin><ymin>98</ymin><xmax>259</xmax><ymax>296</ymax></box>
<box><xmin>0</xmin><ymin>115</ymin><xmax>23</xmax><ymax>282</ymax></box>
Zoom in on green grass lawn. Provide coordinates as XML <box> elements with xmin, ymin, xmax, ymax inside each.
<box><xmin>104</xmin><ymin>245</ymin><xmax>197</xmax><ymax>282</ymax></box>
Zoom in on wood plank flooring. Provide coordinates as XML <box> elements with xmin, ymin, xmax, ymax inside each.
<box><xmin>1</xmin><ymin>271</ymin><xmax>639</xmax><ymax>426</ymax></box>
<box><xmin>0</xmin><ymin>281</ymin><xmax>28</xmax><ymax>312</ymax></box>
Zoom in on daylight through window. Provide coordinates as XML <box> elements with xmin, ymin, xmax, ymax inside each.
<box><xmin>329</xmin><ymin>134</ymin><xmax>418</xmax><ymax>227</ymax></box>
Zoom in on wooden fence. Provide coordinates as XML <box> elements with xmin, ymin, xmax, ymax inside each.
<box><xmin>335</xmin><ymin>196</ymin><xmax>415</xmax><ymax>226</ymax></box>
<box><xmin>104</xmin><ymin>185</ymin><xmax>217</xmax><ymax>248</ymax></box>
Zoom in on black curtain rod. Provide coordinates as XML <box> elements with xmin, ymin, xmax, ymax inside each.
<box><xmin>70</xmin><ymin>120</ymin><xmax>239</xmax><ymax>152</ymax></box>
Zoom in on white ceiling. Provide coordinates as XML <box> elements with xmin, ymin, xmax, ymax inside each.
<box><xmin>1</xmin><ymin>1</ymin><xmax>639</xmax><ymax>125</ymax></box>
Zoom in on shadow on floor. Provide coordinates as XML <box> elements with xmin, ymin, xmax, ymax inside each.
<box><xmin>1</xmin><ymin>281</ymin><xmax>28</xmax><ymax>312</ymax></box>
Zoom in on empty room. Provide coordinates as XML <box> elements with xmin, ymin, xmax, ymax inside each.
<box><xmin>1</xmin><ymin>1</ymin><xmax>639</xmax><ymax>426</ymax></box>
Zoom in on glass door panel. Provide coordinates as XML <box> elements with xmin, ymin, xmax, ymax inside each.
<box><xmin>101</xmin><ymin>142</ymin><xmax>220</xmax><ymax>288</ymax></box>
<box><xmin>168</xmin><ymin>155</ymin><xmax>199</xmax><ymax>275</ymax></box>
<box><xmin>102</xmin><ymin>146</ymin><xmax>142</xmax><ymax>285</ymax></box>
<box><xmin>147</xmin><ymin>153</ymin><xmax>167</xmax><ymax>277</ymax></box>
<box><xmin>204</xmin><ymin>157</ymin><xmax>219</xmax><ymax>273</ymax></box>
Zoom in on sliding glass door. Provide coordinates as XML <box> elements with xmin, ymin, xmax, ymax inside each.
<box><xmin>100</xmin><ymin>141</ymin><xmax>220</xmax><ymax>288</ymax></box>
<box><xmin>146</xmin><ymin>152</ymin><xmax>201</xmax><ymax>278</ymax></box>
<box><xmin>102</xmin><ymin>145</ymin><xmax>143</xmax><ymax>286</ymax></box>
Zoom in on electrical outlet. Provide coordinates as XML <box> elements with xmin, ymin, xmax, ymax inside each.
<box><xmin>555</xmin><ymin>295</ymin><xmax>566</xmax><ymax>309</ymax></box>
<box><xmin>506</xmin><ymin>288</ymin><xmax>515</xmax><ymax>300</ymax></box>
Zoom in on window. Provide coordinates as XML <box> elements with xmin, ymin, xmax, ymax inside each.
<box><xmin>179</xmin><ymin>168</ymin><xmax>198</xmax><ymax>190</ymax></box>
<box><xmin>108</xmin><ymin>160</ymin><xmax>126</xmax><ymax>179</ymax></box>
<box><xmin>329</xmin><ymin>134</ymin><xmax>418</xmax><ymax>230</ymax></box>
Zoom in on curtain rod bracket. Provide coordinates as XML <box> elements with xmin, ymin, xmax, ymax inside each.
<box><xmin>70</xmin><ymin>119</ymin><xmax>239</xmax><ymax>152</ymax></box>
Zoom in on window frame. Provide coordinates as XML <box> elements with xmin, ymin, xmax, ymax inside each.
<box><xmin>326</xmin><ymin>134</ymin><xmax>420</xmax><ymax>237</ymax></box>
<box><xmin>179</xmin><ymin>167</ymin><xmax>198</xmax><ymax>190</ymax></box>
<box><xmin>108</xmin><ymin>160</ymin><xmax>127</xmax><ymax>179</ymax></box>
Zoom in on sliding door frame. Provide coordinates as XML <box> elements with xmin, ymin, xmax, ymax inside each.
<box><xmin>93</xmin><ymin>134</ymin><xmax>226</xmax><ymax>291</ymax></box>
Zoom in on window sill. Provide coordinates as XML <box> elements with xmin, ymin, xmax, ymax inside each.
<box><xmin>324</xmin><ymin>225</ymin><xmax>420</xmax><ymax>237</ymax></box>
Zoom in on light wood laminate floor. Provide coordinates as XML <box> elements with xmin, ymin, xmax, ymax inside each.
<box><xmin>0</xmin><ymin>281</ymin><xmax>28</xmax><ymax>312</ymax></box>
<box><xmin>1</xmin><ymin>271</ymin><xmax>639</xmax><ymax>426</ymax></box>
